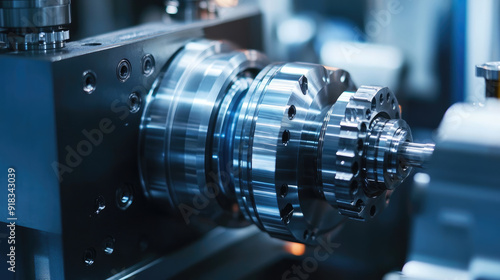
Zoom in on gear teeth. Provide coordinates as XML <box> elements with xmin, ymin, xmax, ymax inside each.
<box><xmin>0</xmin><ymin>30</ymin><xmax>70</xmax><ymax>51</ymax></box>
<box><xmin>325</xmin><ymin>86</ymin><xmax>401</xmax><ymax>220</ymax></box>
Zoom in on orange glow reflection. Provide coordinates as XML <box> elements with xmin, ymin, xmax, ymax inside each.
<box><xmin>284</xmin><ymin>242</ymin><xmax>306</xmax><ymax>256</ymax></box>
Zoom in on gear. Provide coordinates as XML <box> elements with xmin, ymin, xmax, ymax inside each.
<box><xmin>0</xmin><ymin>30</ymin><xmax>70</xmax><ymax>51</ymax></box>
<box><xmin>322</xmin><ymin>86</ymin><xmax>405</xmax><ymax>220</ymax></box>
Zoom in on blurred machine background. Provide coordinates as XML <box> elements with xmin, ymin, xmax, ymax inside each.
<box><xmin>0</xmin><ymin>0</ymin><xmax>499</xmax><ymax>279</ymax></box>
<box><xmin>71</xmin><ymin>0</ymin><xmax>499</xmax><ymax>126</ymax></box>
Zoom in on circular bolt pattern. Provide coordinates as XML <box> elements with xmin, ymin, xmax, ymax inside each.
<box><xmin>323</xmin><ymin>86</ymin><xmax>405</xmax><ymax>220</ymax></box>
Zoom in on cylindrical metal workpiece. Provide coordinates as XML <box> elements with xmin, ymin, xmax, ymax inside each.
<box><xmin>0</xmin><ymin>0</ymin><xmax>71</xmax><ymax>50</ymax></box>
<box><xmin>399</xmin><ymin>142</ymin><xmax>435</xmax><ymax>168</ymax></box>
<box><xmin>140</xmin><ymin>39</ymin><xmax>435</xmax><ymax>244</ymax></box>
<box><xmin>0</xmin><ymin>0</ymin><xmax>71</xmax><ymax>28</ymax></box>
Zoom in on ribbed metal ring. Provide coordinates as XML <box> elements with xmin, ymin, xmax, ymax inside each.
<box><xmin>234</xmin><ymin>62</ymin><xmax>353</xmax><ymax>242</ymax></box>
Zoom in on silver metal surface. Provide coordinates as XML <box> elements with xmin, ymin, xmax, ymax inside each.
<box><xmin>323</xmin><ymin>86</ymin><xmax>409</xmax><ymax>220</ymax></box>
<box><xmin>0</xmin><ymin>0</ymin><xmax>71</xmax><ymax>50</ymax></box>
<box><xmin>0</xmin><ymin>0</ymin><xmax>71</xmax><ymax>28</ymax></box>
<box><xmin>0</xmin><ymin>29</ymin><xmax>69</xmax><ymax>50</ymax></box>
<box><xmin>476</xmin><ymin>61</ymin><xmax>500</xmax><ymax>98</ymax></box>
<box><xmin>476</xmin><ymin>61</ymin><xmax>500</xmax><ymax>81</ymax></box>
<box><xmin>140</xmin><ymin>39</ymin><xmax>268</xmax><ymax>226</ymax></box>
<box><xmin>399</xmin><ymin>142</ymin><xmax>435</xmax><ymax>169</ymax></box>
<box><xmin>140</xmin><ymin>39</ymin><xmax>434</xmax><ymax>244</ymax></box>
<box><xmin>233</xmin><ymin>62</ymin><xmax>354</xmax><ymax>242</ymax></box>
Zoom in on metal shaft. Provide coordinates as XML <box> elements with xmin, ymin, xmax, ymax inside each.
<box><xmin>399</xmin><ymin>142</ymin><xmax>435</xmax><ymax>168</ymax></box>
<box><xmin>140</xmin><ymin>39</ymin><xmax>436</xmax><ymax>245</ymax></box>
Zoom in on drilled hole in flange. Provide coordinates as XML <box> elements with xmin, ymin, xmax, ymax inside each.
<box><xmin>280</xmin><ymin>203</ymin><xmax>294</xmax><ymax>225</ymax></box>
<box><xmin>379</xmin><ymin>93</ymin><xmax>384</xmax><ymax>104</ymax></box>
<box><xmin>282</xmin><ymin>130</ymin><xmax>291</xmax><ymax>146</ymax></box>
<box><xmin>280</xmin><ymin>184</ymin><xmax>288</xmax><ymax>197</ymax></box>
<box><xmin>300</xmin><ymin>76</ymin><xmax>308</xmax><ymax>95</ymax></box>
<box><xmin>288</xmin><ymin>105</ymin><xmax>296</xmax><ymax>120</ymax></box>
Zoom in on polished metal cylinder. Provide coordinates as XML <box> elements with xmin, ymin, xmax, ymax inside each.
<box><xmin>140</xmin><ymin>39</ymin><xmax>434</xmax><ymax>244</ymax></box>
<box><xmin>0</xmin><ymin>0</ymin><xmax>71</xmax><ymax>28</ymax></box>
<box><xmin>140</xmin><ymin>40</ymin><xmax>268</xmax><ymax>227</ymax></box>
<box><xmin>399</xmin><ymin>142</ymin><xmax>435</xmax><ymax>168</ymax></box>
<box><xmin>0</xmin><ymin>0</ymin><xmax>71</xmax><ymax>50</ymax></box>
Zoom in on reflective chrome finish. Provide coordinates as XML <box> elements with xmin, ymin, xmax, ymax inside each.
<box><xmin>399</xmin><ymin>142</ymin><xmax>435</xmax><ymax>169</ymax></box>
<box><xmin>140</xmin><ymin>40</ymin><xmax>268</xmax><ymax>226</ymax></box>
<box><xmin>0</xmin><ymin>0</ymin><xmax>71</xmax><ymax>50</ymax></box>
<box><xmin>322</xmin><ymin>86</ymin><xmax>412</xmax><ymax>220</ymax></box>
<box><xmin>476</xmin><ymin>61</ymin><xmax>500</xmax><ymax>98</ymax></box>
<box><xmin>233</xmin><ymin>63</ymin><xmax>355</xmax><ymax>242</ymax></box>
<box><xmin>140</xmin><ymin>39</ymin><xmax>434</xmax><ymax>243</ymax></box>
